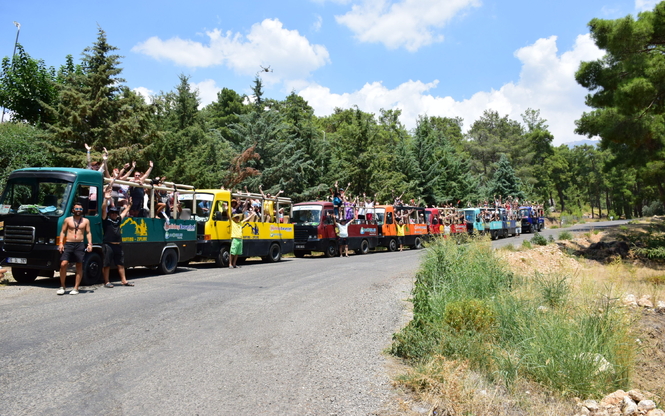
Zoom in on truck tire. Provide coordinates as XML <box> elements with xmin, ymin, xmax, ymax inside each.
<box><xmin>82</xmin><ymin>252</ymin><xmax>103</xmax><ymax>286</ymax></box>
<box><xmin>388</xmin><ymin>238</ymin><xmax>397</xmax><ymax>252</ymax></box>
<box><xmin>214</xmin><ymin>246</ymin><xmax>230</xmax><ymax>267</ymax></box>
<box><xmin>324</xmin><ymin>242</ymin><xmax>337</xmax><ymax>258</ymax></box>
<box><xmin>359</xmin><ymin>239</ymin><xmax>370</xmax><ymax>254</ymax></box>
<box><xmin>159</xmin><ymin>249</ymin><xmax>178</xmax><ymax>274</ymax></box>
<box><xmin>263</xmin><ymin>243</ymin><xmax>281</xmax><ymax>263</ymax></box>
<box><xmin>12</xmin><ymin>268</ymin><xmax>39</xmax><ymax>284</ymax></box>
<box><xmin>412</xmin><ymin>236</ymin><xmax>423</xmax><ymax>249</ymax></box>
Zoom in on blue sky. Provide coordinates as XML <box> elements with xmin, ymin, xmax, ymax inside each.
<box><xmin>1</xmin><ymin>0</ymin><xmax>658</xmax><ymax>144</ymax></box>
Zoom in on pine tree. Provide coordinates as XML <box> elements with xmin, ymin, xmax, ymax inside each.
<box><xmin>487</xmin><ymin>154</ymin><xmax>524</xmax><ymax>201</ymax></box>
<box><xmin>45</xmin><ymin>27</ymin><xmax>156</xmax><ymax>166</ymax></box>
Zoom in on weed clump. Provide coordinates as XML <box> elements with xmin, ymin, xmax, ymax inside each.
<box><xmin>558</xmin><ymin>231</ymin><xmax>573</xmax><ymax>240</ymax></box>
<box><xmin>531</xmin><ymin>232</ymin><xmax>548</xmax><ymax>246</ymax></box>
<box><xmin>391</xmin><ymin>237</ymin><xmax>635</xmax><ymax>400</ymax></box>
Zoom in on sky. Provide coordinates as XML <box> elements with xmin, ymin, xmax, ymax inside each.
<box><xmin>1</xmin><ymin>0</ymin><xmax>660</xmax><ymax>145</ymax></box>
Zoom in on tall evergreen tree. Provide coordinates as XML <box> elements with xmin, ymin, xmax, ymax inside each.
<box><xmin>487</xmin><ymin>154</ymin><xmax>525</xmax><ymax>201</ymax></box>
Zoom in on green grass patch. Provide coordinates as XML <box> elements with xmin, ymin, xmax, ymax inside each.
<box><xmin>531</xmin><ymin>233</ymin><xmax>548</xmax><ymax>246</ymax></box>
<box><xmin>558</xmin><ymin>231</ymin><xmax>573</xmax><ymax>240</ymax></box>
<box><xmin>391</xmin><ymin>238</ymin><xmax>635</xmax><ymax>399</ymax></box>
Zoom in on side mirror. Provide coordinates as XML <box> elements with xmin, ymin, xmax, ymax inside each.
<box><xmin>213</xmin><ymin>211</ymin><xmax>224</xmax><ymax>221</ymax></box>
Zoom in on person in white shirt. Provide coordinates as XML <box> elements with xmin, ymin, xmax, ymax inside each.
<box><xmin>333</xmin><ymin>216</ymin><xmax>355</xmax><ymax>257</ymax></box>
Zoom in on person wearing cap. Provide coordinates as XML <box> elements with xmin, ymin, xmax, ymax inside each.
<box><xmin>101</xmin><ymin>180</ymin><xmax>133</xmax><ymax>287</ymax></box>
<box><xmin>229</xmin><ymin>210</ymin><xmax>257</xmax><ymax>268</ymax></box>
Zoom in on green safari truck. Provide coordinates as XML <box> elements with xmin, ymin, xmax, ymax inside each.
<box><xmin>0</xmin><ymin>167</ymin><xmax>196</xmax><ymax>284</ymax></box>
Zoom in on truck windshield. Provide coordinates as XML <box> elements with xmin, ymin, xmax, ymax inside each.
<box><xmin>0</xmin><ymin>178</ymin><xmax>72</xmax><ymax>217</ymax></box>
<box><xmin>520</xmin><ymin>208</ymin><xmax>532</xmax><ymax>217</ymax></box>
<box><xmin>290</xmin><ymin>206</ymin><xmax>322</xmax><ymax>225</ymax></box>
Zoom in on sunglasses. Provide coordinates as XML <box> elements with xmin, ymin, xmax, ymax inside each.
<box><xmin>73</xmin><ymin>208</ymin><xmax>83</xmax><ymax>212</ymax></box>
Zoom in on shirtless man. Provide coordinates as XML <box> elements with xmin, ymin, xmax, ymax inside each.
<box><xmin>57</xmin><ymin>202</ymin><xmax>92</xmax><ymax>295</ymax></box>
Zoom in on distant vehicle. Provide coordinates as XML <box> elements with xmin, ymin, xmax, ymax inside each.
<box><xmin>374</xmin><ymin>205</ymin><xmax>427</xmax><ymax>251</ymax></box>
<box><xmin>291</xmin><ymin>201</ymin><xmax>378</xmax><ymax>257</ymax></box>
<box><xmin>0</xmin><ymin>168</ymin><xmax>196</xmax><ymax>284</ymax></box>
<box><xmin>520</xmin><ymin>206</ymin><xmax>545</xmax><ymax>233</ymax></box>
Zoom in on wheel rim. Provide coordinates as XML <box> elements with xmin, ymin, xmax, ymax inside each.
<box><xmin>361</xmin><ymin>240</ymin><xmax>369</xmax><ymax>254</ymax></box>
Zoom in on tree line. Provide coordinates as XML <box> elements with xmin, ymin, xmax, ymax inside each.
<box><xmin>1</xmin><ymin>11</ymin><xmax>664</xmax><ymax>219</ymax></box>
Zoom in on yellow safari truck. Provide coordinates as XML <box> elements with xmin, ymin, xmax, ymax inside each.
<box><xmin>179</xmin><ymin>190</ymin><xmax>294</xmax><ymax>267</ymax></box>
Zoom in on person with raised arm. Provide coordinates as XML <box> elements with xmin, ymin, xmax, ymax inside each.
<box><xmin>129</xmin><ymin>161</ymin><xmax>153</xmax><ymax>217</ymax></box>
<box><xmin>101</xmin><ymin>179</ymin><xmax>133</xmax><ymax>288</ymax></box>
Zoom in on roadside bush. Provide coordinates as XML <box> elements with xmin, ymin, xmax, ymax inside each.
<box><xmin>391</xmin><ymin>237</ymin><xmax>636</xmax><ymax>399</ymax></box>
<box><xmin>643</xmin><ymin>201</ymin><xmax>664</xmax><ymax>217</ymax></box>
<box><xmin>558</xmin><ymin>231</ymin><xmax>573</xmax><ymax>240</ymax></box>
<box><xmin>531</xmin><ymin>233</ymin><xmax>547</xmax><ymax>246</ymax></box>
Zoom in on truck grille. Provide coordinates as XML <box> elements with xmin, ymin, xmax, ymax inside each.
<box><xmin>294</xmin><ymin>229</ymin><xmax>310</xmax><ymax>242</ymax></box>
<box><xmin>4</xmin><ymin>225</ymin><xmax>35</xmax><ymax>249</ymax></box>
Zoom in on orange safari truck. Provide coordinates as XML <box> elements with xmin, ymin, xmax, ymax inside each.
<box><xmin>374</xmin><ymin>205</ymin><xmax>427</xmax><ymax>251</ymax></box>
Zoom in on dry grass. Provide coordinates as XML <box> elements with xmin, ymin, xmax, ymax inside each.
<box><xmin>390</xmin><ymin>220</ymin><xmax>665</xmax><ymax>415</ymax></box>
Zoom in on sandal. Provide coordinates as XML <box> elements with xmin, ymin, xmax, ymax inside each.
<box><xmin>121</xmin><ymin>282</ymin><xmax>134</xmax><ymax>286</ymax></box>
<box><xmin>104</xmin><ymin>283</ymin><xmax>114</xmax><ymax>288</ymax></box>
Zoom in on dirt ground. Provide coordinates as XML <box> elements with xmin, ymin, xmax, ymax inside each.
<box><xmin>499</xmin><ymin>220</ymin><xmax>665</xmax><ymax>405</ymax></box>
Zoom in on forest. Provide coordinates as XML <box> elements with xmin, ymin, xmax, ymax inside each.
<box><xmin>2</xmin><ymin>3</ymin><xmax>665</xmax><ymax>219</ymax></box>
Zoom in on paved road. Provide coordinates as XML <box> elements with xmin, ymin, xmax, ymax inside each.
<box><xmin>0</xmin><ymin>249</ymin><xmax>422</xmax><ymax>416</ymax></box>
<box><xmin>491</xmin><ymin>219</ymin><xmax>631</xmax><ymax>249</ymax></box>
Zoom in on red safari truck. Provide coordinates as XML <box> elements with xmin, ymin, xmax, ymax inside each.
<box><xmin>291</xmin><ymin>201</ymin><xmax>378</xmax><ymax>257</ymax></box>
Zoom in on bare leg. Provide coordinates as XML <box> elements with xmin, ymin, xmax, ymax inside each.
<box><xmin>103</xmin><ymin>266</ymin><xmax>110</xmax><ymax>284</ymax></box>
<box><xmin>59</xmin><ymin>260</ymin><xmax>69</xmax><ymax>288</ymax></box>
<box><xmin>117</xmin><ymin>265</ymin><xmax>128</xmax><ymax>285</ymax></box>
<box><xmin>73</xmin><ymin>263</ymin><xmax>83</xmax><ymax>291</ymax></box>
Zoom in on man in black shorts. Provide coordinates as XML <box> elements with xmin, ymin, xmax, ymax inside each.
<box><xmin>58</xmin><ymin>202</ymin><xmax>92</xmax><ymax>295</ymax></box>
<box><xmin>101</xmin><ymin>181</ymin><xmax>133</xmax><ymax>287</ymax></box>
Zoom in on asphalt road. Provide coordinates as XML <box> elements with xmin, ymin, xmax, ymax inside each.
<box><xmin>0</xmin><ymin>249</ymin><xmax>422</xmax><ymax>416</ymax></box>
<box><xmin>490</xmin><ymin>219</ymin><xmax>631</xmax><ymax>249</ymax></box>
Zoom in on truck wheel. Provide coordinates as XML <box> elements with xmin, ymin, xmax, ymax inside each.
<box><xmin>263</xmin><ymin>243</ymin><xmax>281</xmax><ymax>263</ymax></box>
<box><xmin>388</xmin><ymin>238</ymin><xmax>397</xmax><ymax>252</ymax></box>
<box><xmin>214</xmin><ymin>246</ymin><xmax>230</xmax><ymax>267</ymax></box>
<box><xmin>359</xmin><ymin>239</ymin><xmax>370</xmax><ymax>254</ymax></box>
<box><xmin>159</xmin><ymin>249</ymin><xmax>178</xmax><ymax>274</ymax></box>
<box><xmin>324</xmin><ymin>242</ymin><xmax>337</xmax><ymax>258</ymax></box>
<box><xmin>12</xmin><ymin>268</ymin><xmax>39</xmax><ymax>284</ymax></box>
<box><xmin>413</xmin><ymin>236</ymin><xmax>423</xmax><ymax>249</ymax></box>
<box><xmin>82</xmin><ymin>252</ymin><xmax>103</xmax><ymax>286</ymax></box>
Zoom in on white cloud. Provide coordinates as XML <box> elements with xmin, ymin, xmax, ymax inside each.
<box><xmin>312</xmin><ymin>14</ymin><xmax>323</xmax><ymax>32</ymax></box>
<box><xmin>298</xmin><ymin>34</ymin><xmax>605</xmax><ymax>145</ymax></box>
<box><xmin>335</xmin><ymin>0</ymin><xmax>481</xmax><ymax>51</ymax></box>
<box><xmin>132</xmin><ymin>18</ymin><xmax>330</xmax><ymax>83</ymax></box>
<box><xmin>191</xmin><ymin>79</ymin><xmax>221</xmax><ymax>108</ymax></box>
<box><xmin>133</xmin><ymin>87</ymin><xmax>154</xmax><ymax>104</ymax></box>
<box><xmin>636</xmin><ymin>0</ymin><xmax>658</xmax><ymax>11</ymax></box>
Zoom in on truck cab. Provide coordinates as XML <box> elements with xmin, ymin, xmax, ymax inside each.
<box><xmin>519</xmin><ymin>206</ymin><xmax>544</xmax><ymax>233</ymax></box>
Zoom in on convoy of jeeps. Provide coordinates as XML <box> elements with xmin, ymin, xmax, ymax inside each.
<box><xmin>0</xmin><ymin>166</ymin><xmax>545</xmax><ymax>284</ymax></box>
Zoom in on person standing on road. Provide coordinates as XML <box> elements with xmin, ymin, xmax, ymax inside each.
<box><xmin>57</xmin><ymin>202</ymin><xmax>92</xmax><ymax>295</ymax></box>
<box><xmin>101</xmin><ymin>181</ymin><xmax>134</xmax><ymax>288</ymax></box>
<box><xmin>229</xmin><ymin>212</ymin><xmax>257</xmax><ymax>268</ymax></box>
<box><xmin>333</xmin><ymin>216</ymin><xmax>355</xmax><ymax>257</ymax></box>
<box><xmin>396</xmin><ymin>219</ymin><xmax>405</xmax><ymax>252</ymax></box>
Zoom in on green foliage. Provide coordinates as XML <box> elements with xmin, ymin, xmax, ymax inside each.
<box><xmin>444</xmin><ymin>299</ymin><xmax>496</xmax><ymax>333</ymax></box>
<box><xmin>0</xmin><ymin>123</ymin><xmax>52</xmax><ymax>189</ymax></box>
<box><xmin>487</xmin><ymin>154</ymin><xmax>524</xmax><ymax>200</ymax></box>
<box><xmin>0</xmin><ymin>44</ymin><xmax>58</xmax><ymax>125</ymax></box>
<box><xmin>531</xmin><ymin>232</ymin><xmax>548</xmax><ymax>246</ymax></box>
<box><xmin>558</xmin><ymin>231</ymin><xmax>574</xmax><ymax>240</ymax></box>
<box><xmin>391</xmin><ymin>238</ymin><xmax>635</xmax><ymax>398</ymax></box>
<box><xmin>522</xmin><ymin>240</ymin><xmax>532</xmax><ymax>249</ymax></box>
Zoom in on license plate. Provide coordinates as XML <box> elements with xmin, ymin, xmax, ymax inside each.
<box><xmin>295</xmin><ymin>245</ymin><xmax>305</xmax><ymax>249</ymax></box>
<box><xmin>8</xmin><ymin>257</ymin><xmax>27</xmax><ymax>264</ymax></box>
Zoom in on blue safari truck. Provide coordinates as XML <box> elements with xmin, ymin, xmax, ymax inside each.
<box><xmin>0</xmin><ymin>168</ymin><xmax>197</xmax><ymax>284</ymax></box>
<box><xmin>519</xmin><ymin>206</ymin><xmax>545</xmax><ymax>233</ymax></box>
